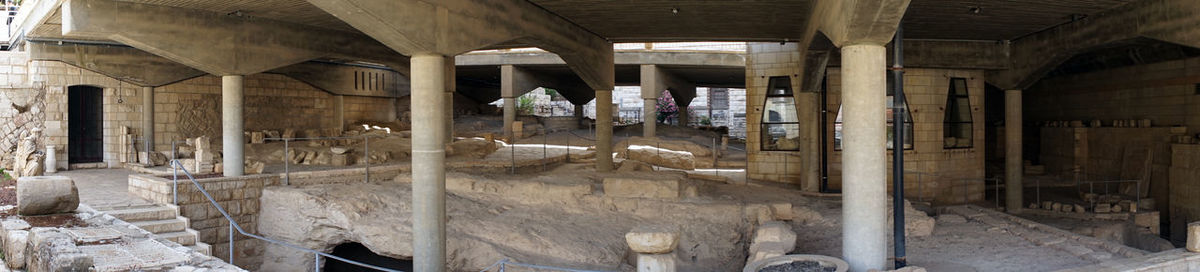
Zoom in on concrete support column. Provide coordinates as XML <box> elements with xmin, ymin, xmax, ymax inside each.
<box><xmin>221</xmin><ymin>75</ymin><xmax>244</xmax><ymax>177</ymax></box>
<box><xmin>333</xmin><ymin>95</ymin><xmax>345</xmax><ymax>130</ymax></box>
<box><xmin>503</xmin><ymin>97</ymin><xmax>516</xmax><ymax>140</ymax></box>
<box><xmin>444</xmin><ymin>56</ymin><xmax>456</xmax><ymax>142</ymax></box>
<box><xmin>840</xmin><ymin>44</ymin><xmax>887</xmax><ymax>272</ymax></box>
<box><xmin>1006</xmin><ymin>89</ymin><xmax>1024</xmax><ymax>214</ymax></box>
<box><xmin>798</xmin><ymin>92</ymin><xmax>821</xmax><ymax>192</ymax></box>
<box><xmin>596</xmin><ymin>90</ymin><xmax>614</xmax><ymax>172</ymax></box>
<box><xmin>677</xmin><ymin>105</ymin><xmax>689</xmax><ymax>127</ymax></box>
<box><xmin>411</xmin><ymin>53</ymin><xmax>447</xmax><ymax>272</ymax></box>
<box><xmin>640</xmin><ymin>64</ymin><xmax>659</xmax><ymax>138</ymax></box>
<box><xmin>141</xmin><ymin>86</ymin><xmax>154</xmax><ymax>153</ymax></box>
<box><xmin>574</xmin><ymin>104</ymin><xmax>584</xmax><ymax>119</ymax></box>
<box><xmin>642</xmin><ymin>97</ymin><xmax>657</xmax><ymax>137</ymax></box>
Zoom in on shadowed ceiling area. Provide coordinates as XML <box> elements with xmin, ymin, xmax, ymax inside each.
<box><xmin>901</xmin><ymin>0</ymin><xmax>1138</xmax><ymax>40</ymax></box>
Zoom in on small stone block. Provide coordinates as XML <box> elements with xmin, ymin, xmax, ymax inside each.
<box><xmin>625</xmin><ymin>226</ymin><xmax>679</xmax><ymax>254</ymax></box>
<box><xmin>16</xmin><ymin>176</ymin><xmax>79</xmax><ymax>215</ymax></box>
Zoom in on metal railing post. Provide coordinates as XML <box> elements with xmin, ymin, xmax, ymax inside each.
<box><xmin>172</xmin><ymin>160</ymin><xmax>178</xmax><ymax>206</ymax></box>
<box><xmin>364</xmin><ymin>134</ymin><xmax>370</xmax><ymax>183</ymax></box>
<box><xmin>229</xmin><ymin>223</ymin><xmax>235</xmax><ymax>263</ymax></box>
<box><xmin>542</xmin><ymin>128</ymin><xmax>547</xmax><ymax>172</ymax></box>
<box><xmin>510</xmin><ymin>138</ymin><xmax>516</xmax><ymax>174</ymax></box>
<box><xmin>284</xmin><ymin>138</ymin><xmax>290</xmax><ymax>186</ymax></box>
<box><xmin>314</xmin><ymin>253</ymin><xmax>320</xmax><ymax>272</ymax></box>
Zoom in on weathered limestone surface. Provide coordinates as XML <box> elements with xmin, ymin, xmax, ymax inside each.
<box><xmin>25</xmin><ymin>228</ymin><xmax>93</xmax><ymax>272</ymax></box>
<box><xmin>16</xmin><ymin>176</ymin><xmax>79</xmax><ymax>215</ymax></box>
<box><xmin>625</xmin><ymin>226</ymin><xmax>679</xmax><ymax>254</ymax></box>
<box><xmin>746</xmin><ymin>221</ymin><xmax>797</xmax><ymax>264</ymax></box>
<box><xmin>603</xmin><ymin>177</ymin><xmax>681</xmax><ymax>200</ymax></box>
<box><xmin>259</xmin><ymin>175</ymin><xmax>748</xmax><ymax>271</ymax></box>
<box><xmin>1188</xmin><ymin>222</ymin><xmax>1200</xmax><ymax>252</ymax></box>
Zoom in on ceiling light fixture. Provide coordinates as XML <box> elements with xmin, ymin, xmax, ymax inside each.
<box><xmin>671</xmin><ymin>8</ymin><xmax>679</xmax><ymax>15</ymax></box>
<box><xmin>968</xmin><ymin>6</ymin><xmax>982</xmax><ymax>14</ymax></box>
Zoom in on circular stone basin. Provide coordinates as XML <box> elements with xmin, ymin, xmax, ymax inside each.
<box><xmin>743</xmin><ymin>255</ymin><xmax>849</xmax><ymax>272</ymax></box>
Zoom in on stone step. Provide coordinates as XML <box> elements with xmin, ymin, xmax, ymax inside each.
<box><xmin>133</xmin><ymin>217</ymin><xmax>189</xmax><ymax>233</ymax></box>
<box><xmin>105</xmin><ymin>205</ymin><xmax>179</xmax><ymax>222</ymax></box>
<box><xmin>157</xmin><ymin>229</ymin><xmax>199</xmax><ymax>246</ymax></box>
<box><xmin>189</xmin><ymin>242</ymin><xmax>212</xmax><ymax>256</ymax></box>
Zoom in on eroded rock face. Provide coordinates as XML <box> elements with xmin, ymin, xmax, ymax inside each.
<box><xmin>16</xmin><ymin>176</ymin><xmax>79</xmax><ymax>216</ymax></box>
<box><xmin>259</xmin><ymin>176</ymin><xmax>749</xmax><ymax>272</ymax></box>
<box><xmin>887</xmin><ymin>199</ymin><xmax>936</xmax><ymax>237</ymax></box>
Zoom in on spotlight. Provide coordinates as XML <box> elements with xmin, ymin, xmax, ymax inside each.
<box><xmin>671</xmin><ymin>8</ymin><xmax>679</xmax><ymax>14</ymax></box>
<box><xmin>968</xmin><ymin>6</ymin><xmax>982</xmax><ymax>14</ymax></box>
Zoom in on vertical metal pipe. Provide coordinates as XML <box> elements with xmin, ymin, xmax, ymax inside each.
<box><xmin>314</xmin><ymin>253</ymin><xmax>320</xmax><ymax>272</ymax></box>
<box><xmin>364</xmin><ymin>134</ymin><xmax>370</xmax><ymax>183</ymax></box>
<box><xmin>891</xmin><ymin>23</ymin><xmax>907</xmax><ymax>269</ymax></box>
<box><xmin>284</xmin><ymin>138</ymin><xmax>290</xmax><ymax>185</ymax></box>
<box><xmin>229</xmin><ymin>223</ymin><xmax>235</xmax><ymax>263</ymax></box>
<box><xmin>819</xmin><ymin>74</ymin><xmax>831</xmax><ymax>193</ymax></box>
<box><xmin>172</xmin><ymin>160</ymin><xmax>178</xmax><ymax>205</ymax></box>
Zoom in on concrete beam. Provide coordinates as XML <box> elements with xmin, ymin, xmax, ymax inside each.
<box><xmin>456</xmin><ymin>51</ymin><xmax>745</xmax><ymax>68</ymax></box>
<box><xmin>60</xmin><ymin>0</ymin><xmax>408</xmax><ymax>76</ymax></box>
<box><xmin>641</xmin><ymin>65</ymin><xmax>697</xmax><ymax>107</ymax></box>
<box><xmin>816</xmin><ymin>0</ymin><xmax>912</xmax><ymax>47</ymax></box>
<box><xmin>305</xmin><ymin>0</ymin><xmax>615</xmax><ymax>91</ymax></box>
<box><xmin>9</xmin><ymin>0</ymin><xmax>66</xmax><ymax>45</ymax></box>
<box><xmin>988</xmin><ymin>0</ymin><xmax>1200</xmax><ymax>90</ymax></box>
<box><xmin>28</xmin><ymin>41</ymin><xmax>205</xmax><ymax>87</ymax></box>
<box><xmin>271</xmin><ymin>61</ymin><xmax>410</xmax><ymax>98</ymax></box>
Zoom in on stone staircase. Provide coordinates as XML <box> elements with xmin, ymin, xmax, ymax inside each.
<box><xmin>99</xmin><ymin>204</ymin><xmax>212</xmax><ymax>255</ymax></box>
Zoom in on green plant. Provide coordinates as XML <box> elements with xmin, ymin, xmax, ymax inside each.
<box><xmin>0</xmin><ymin>169</ymin><xmax>10</xmax><ymax>181</ymax></box>
<box><xmin>517</xmin><ymin>96</ymin><xmax>535</xmax><ymax>115</ymax></box>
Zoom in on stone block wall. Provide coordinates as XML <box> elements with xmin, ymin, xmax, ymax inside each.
<box><xmin>343</xmin><ymin>95</ymin><xmax>396</xmax><ymax>127</ymax></box>
<box><xmin>0</xmin><ymin>49</ymin><xmax>401</xmax><ymax>169</ymax></box>
<box><xmin>825</xmin><ymin>68</ymin><xmax>987</xmax><ymax>204</ymax></box>
<box><xmin>1170</xmin><ymin>144</ymin><xmax>1200</xmax><ymax>244</ymax></box>
<box><xmin>1026</xmin><ymin>56</ymin><xmax>1200</xmax><ymax>135</ymax></box>
<box><xmin>744</xmin><ymin>43</ymin><xmax>812</xmax><ymax>185</ymax></box>
<box><xmin>129</xmin><ymin>174</ymin><xmax>279</xmax><ymax>268</ymax></box>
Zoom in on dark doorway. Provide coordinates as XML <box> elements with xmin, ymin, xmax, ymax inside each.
<box><xmin>323</xmin><ymin>242</ymin><xmax>413</xmax><ymax>272</ymax></box>
<box><xmin>68</xmin><ymin>85</ymin><xmax>103</xmax><ymax>164</ymax></box>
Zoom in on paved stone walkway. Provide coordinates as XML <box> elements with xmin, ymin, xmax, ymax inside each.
<box><xmin>56</xmin><ymin>169</ymin><xmax>152</xmax><ymax>210</ymax></box>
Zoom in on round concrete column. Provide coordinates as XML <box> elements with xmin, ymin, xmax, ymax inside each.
<box><xmin>503</xmin><ymin>97</ymin><xmax>516</xmax><ymax>140</ymax></box>
<box><xmin>1005</xmin><ymin>89</ymin><xmax>1024</xmax><ymax>214</ymax></box>
<box><xmin>411</xmin><ymin>53</ymin><xmax>447</xmax><ymax>272</ymax></box>
<box><xmin>840</xmin><ymin>43</ymin><xmax>887</xmax><ymax>272</ymax></box>
<box><xmin>221</xmin><ymin>75</ymin><xmax>244</xmax><ymax>177</ymax></box>
<box><xmin>142</xmin><ymin>86</ymin><xmax>155</xmax><ymax>153</ymax></box>
<box><xmin>643</xmin><ymin>98</ymin><xmax>657</xmax><ymax>138</ymax></box>
<box><xmin>677</xmin><ymin>104</ymin><xmax>689</xmax><ymax>127</ymax></box>
<box><xmin>595</xmin><ymin>90</ymin><xmax>614</xmax><ymax>172</ymax></box>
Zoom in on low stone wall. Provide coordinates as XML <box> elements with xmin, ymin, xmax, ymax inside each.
<box><xmin>279</xmin><ymin>163</ymin><xmax>409</xmax><ymax>186</ymax></box>
<box><xmin>129</xmin><ymin>174</ymin><xmax>279</xmax><ymax>269</ymax></box>
<box><xmin>539</xmin><ymin>116</ymin><xmax>580</xmax><ymax>132</ymax></box>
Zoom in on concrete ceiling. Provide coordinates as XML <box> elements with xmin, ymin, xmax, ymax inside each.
<box><xmin>902</xmin><ymin>0</ymin><xmax>1138</xmax><ymax>40</ymax></box>
<box><xmin>114</xmin><ymin>0</ymin><xmax>356</xmax><ymax>32</ymax></box>
<box><xmin>527</xmin><ymin>0</ymin><xmax>815</xmax><ymax>42</ymax></box>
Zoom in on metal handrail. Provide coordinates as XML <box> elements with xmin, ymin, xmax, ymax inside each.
<box><xmin>169</xmin><ymin>159</ymin><xmax>404</xmax><ymax>272</ymax></box>
<box><xmin>479</xmin><ymin>259</ymin><xmax>615</xmax><ymax>272</ymax></box>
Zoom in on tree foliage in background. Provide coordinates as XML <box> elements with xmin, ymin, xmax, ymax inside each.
<box><xmin>656</xmin><ymin>90</ymin><xmax>678</xmax><ymax>123</ymax></box>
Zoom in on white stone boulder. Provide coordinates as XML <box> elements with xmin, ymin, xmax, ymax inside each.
<box><xmin>16</xmin><ymin>176</ymin><xmax>79</xmax><ymax>215</ymax></box>
<box><xmin>626</xmin><ymin>146</ymin><xmax>696</xmax><ymax>170</ymax></box>
<box><xmin>887</xmin><ymin>198</ymin><xmax>935</xmax><ymax>237</ymax></box>
<box><xmin>747</xmin><ymin>221</ymin><xmax>797</xmax><ymax>264</ymax></box>
<box><xmin>625</xmin><ymin>226</ymin><xmax>679</xmax><ymax>254</ymax></box>
<box><xmin>1188</xmin><ymin>222</ymin><xmax>1200</xmax><ymax>252</ymax></box>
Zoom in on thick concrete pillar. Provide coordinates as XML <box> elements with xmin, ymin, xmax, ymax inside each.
<box><xmin>444</xmin><ymin>56</ymin><xmax>456</xmax><ymax>142</ymax></box>
<box><xmin>840</xmin><ymin>44</ymin><xmax>887</xmax><ymax>272</ymax></box>
<box><xmin>1006</xmin><ymin>90</ymin><xmax>1024</xmax><ymax>214</ymax></box>
<box><xmin>640</xmin><ymin>65</ymin><xmax>659</xmax><ymax>138</ymax></box>
<box><xmin>333</xmin><ymin>95</ymin><xmax>345</xmax><ymax>130</ymax></box>
<box><xmin>411</xmin><ymin>53</ymin><xmax>447</xmax><ymax>272</ymax></box>
<box><xmin>221</xmin><ymin>75</ymin><xmax>244</xmax><ymax>177</ymax></box>
<box><xmin>142</xmin><ymin>86</ymin><xmax>154</xmax><ymax>153</ymax></box>
<box><xmin>595</xmin><ymin>90</ymin><xmax>614</xmax><ymax>172</ymax></box>
<box><xmin>677</xmin><ymin>105</ymin><xmax>689</xmax><ymax>127</ymax></box>
<box><xmin>503</xmin><ymin>97</ymin><xmax>516</xmax><ymax>140</ymax></box>
<box><xmin>574</xmin><ymin>104</ymin><xmax>584</xmax><ymax>120</ymax></box>
<box><xmin>798</xmin><ymin>92</ymin><xmax>821</xmax><ymax>192</ymax></box>
<box><xmin>642</xmin><ymin>97</ymin><xmax>657</xmax><ymax>137</ymax></box>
